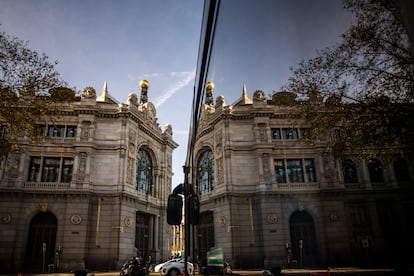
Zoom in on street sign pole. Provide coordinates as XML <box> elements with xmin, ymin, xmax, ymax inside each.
<box><xmin>42</xmin><ymin>242</ymin><xmax>46</xmax><ymax>273</ymax></box>
<box><xmin>183</xmin><ymin>165</ymin><xmax>190</xmax><ymax>276</ymax></box>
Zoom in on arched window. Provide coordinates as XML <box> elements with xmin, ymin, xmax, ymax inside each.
<box><xmin>368</xmin><ymin>158</ymin><xmax>384</xmax><ymax>183</ymax></box>
<box><xmin>136</xmin><ymin>148</ymin><xmax>152</xmax><ymax>194</ymax></box>
<box><xmin>342</xmin><ymin>159</ymin><xmax>358</xmax><ymax>183</ymax></box>
<box><xmin>197</xmin><ymin>149</ymin><xmax>214</xmax><ymax>194</ymax></box>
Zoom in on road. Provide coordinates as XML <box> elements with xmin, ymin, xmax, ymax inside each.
<box><xmin>26</xmin><ymin>267</ymin><xmax>398</xmax><ymax>276</ymax></box>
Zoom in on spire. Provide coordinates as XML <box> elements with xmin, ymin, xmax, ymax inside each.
<box><xmin>97</xmin><ymin>81</ymin><xmax>108</xmax><ymax>102</ymax></box>
<box><xmin>103</xmin><ymin>81</ymin><xmax>108</xmax><ymax>94</ymax></box>
<box><xmin>241</xmin><ymin>83</ymin><xmax>252</xmax><ymax>104</ymax></box>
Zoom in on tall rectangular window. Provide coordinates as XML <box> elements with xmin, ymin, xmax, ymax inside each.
<box><xmin>46</xmin><ymin>125</ymin><xmax>77</xmax><ymax>138</ymax></box>
<box><xmin>42</xmin><ymin>157</ymin><xmax>60</xmax><ymax>182</ymax></box>
<box><xmin>272</xmin><ymin>129</ymin><xmax>281</xmax><ymax>139</ymax></box>
<box><xmin>27</xmin><ymin>156</ymin><xmax>73</xmax><ymax>183</ymax></box>
<box><xmin>61</xmin><ymin>158</ymin><xmax>74</xmax><ymax>182</ymax></box>
<box><xmin>274</xmin><ymin>159</ymin><xmax>286</xmax><ymax>183</ymax></box>
<box><xmin>305</xmin><ymin>159</ymin><xmax>317</xmax><ymax>182</ymax></box>
<box><xmin>66</xmin><ymin>126</ymin><xmax>77</xmax><ymax>137</ymax></box>
<box><xmin>274</xmin><ymin>158</ymin><xmax>316</xmax><ymax>183</ymax></box>
<box><xmin>282</xmin><ymin>128</ymin><xmax>298</xmax><ymax>140</ymax></box>
<box><xmin>271</xmin><ymin>127</ymin><xmax>308</xmax><ymax>140</ymax></box>
<box><xmin>48</xmin><ymin>125</ymin><xmax>65</xmax><ymax>137</ymax></box>
<box><xmin>28</xmin><ymin>157</ymin><xmax>41</xmax><ymax>181</ymax></box>
<box><xmin>287</xmin><ymin>159</ymin><xmax>304</xmax><ymax>182</ymax></box>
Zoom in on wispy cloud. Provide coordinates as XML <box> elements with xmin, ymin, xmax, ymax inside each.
<box><xmin>154</xmin><ymin>68</ymin><xmax>196</xmax><ymax>108</ymax></box>
<box><xmin>127</xmin><ymin>70</ymin><xmax>195</xmax><ymax>82</ymax></box>
<box><xmin>128</xmin><ymin>69</ymin><xmax>196</xmax><ymax>108</ymax></box>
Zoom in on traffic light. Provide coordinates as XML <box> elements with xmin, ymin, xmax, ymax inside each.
<box><xmin>286</xmin><ymin>242</ymin><xmax>292</xmax><ymax>253</ymax></box>
<box><xmin>188</xmin><ymin>194</ymin><xmax>199</xmax><ymax>225</ymax></box>
<box><xmin>167</xmin><ymin>194</ymin><xmax>183</xmax><ymax>225</ymax></box>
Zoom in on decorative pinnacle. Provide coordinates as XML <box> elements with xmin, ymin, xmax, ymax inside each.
<box><xmin>206</xmin><ymin>82</ymin><xmax>214</xmax><ymax>91</ymax></box>
<box><xmin>139</xmin><ymin>79</ymin><xmax>149</xmax><ymax>89</ymax></box>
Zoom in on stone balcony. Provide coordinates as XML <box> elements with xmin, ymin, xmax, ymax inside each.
<box><xmin>23</xmin><ymin>181</ymin><xmax>71</xmax><ymax>190</ymax></box>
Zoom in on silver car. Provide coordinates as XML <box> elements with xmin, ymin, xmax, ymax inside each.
<box><xmin>159</xmin><ymin>259</ymin><xmax>193</xmax><ymax>276</ymax></box>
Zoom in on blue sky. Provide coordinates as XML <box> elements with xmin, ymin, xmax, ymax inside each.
<box><xmin>0</xmin><ymin>0</ymin><xmax>353</xmax><ymax>188</ymax></box>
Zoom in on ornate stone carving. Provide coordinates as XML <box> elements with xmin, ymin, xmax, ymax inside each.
<box><xmin>128</xmin><ymin>93</ymin><xmax>138</xmax><ymax>106</ymax></box>
<box><xmin>39</xmin><ymin>203</ymin><xmax>48</xmax><ymax>212</ymax></box>
<box><xmin>218</xmin><ymin>217</ymin><xmax>226</xmax><ymax>225</ymax></box>
<box><xmin>70</xmin><ymin>214</ymin><xmax>82</xmax><ymax>225</ymax></box>
<box><xmin>146</xmin><ymin>102</ymin><xmax>157</xmax><ymax>122</ymax></box>
<box><xmin>77</xmin><ymin>153</ymin><xmax>87</xmax><ymax>181</ymax></box>
<box><xmin>127</xmin><ymin>156</ymin><xmax>134</xmax><ymax>184</ymax></box>
<box><xmin>253</xmin><ymin>90</ymin><xmax>267</xmax><ymax>102</ymax></box>
<box><xmin>164</xmin><ymin>124</ymin><xmax>173</xmax><ymax>136</ymax></box>
<box><xmin>216</xmin><ymin>95</ymin><xmax>225</xmax><ymax>107</ymax></box>
<box><xmin>267</xmin><ymin>214</ymin><xmax>278</xmax><ymax>224</ymax></box>
<box><xmin>81</xmin><ymin>86</ymin><xmax>96</xmax><ymax>99</ymax></box>
<box><xmin>330</xmin><ymin>213</ymin><xmax>339</xmax><ymax>221</ymax></box>
<box><xmin>262</xmin><ymin>154</ymin><xmax>270</xmax><ymax>177</ymax></box>
<box><xmin>216</xmin><ymin>157</ymin><xmax>224</xmax><ymax>184</ymax></box>
<box><xmin>0</xmin><ymin>214</ymin><xmax>11</xmax><ymax>224</ymax></box>
<box><xmin>124</xmin><ymin>217</ymin><xmax>132</xmax><ymax>227</ymax></box>
<box><xmin>5</xmin><ymin>153</ymin><xmax>20</xmax><ymax>178</ymax></box>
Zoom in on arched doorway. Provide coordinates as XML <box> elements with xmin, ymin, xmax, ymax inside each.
<box><xmin>24</xmin><ymin>212</ymin><xmax>57</xmax><ymax>273</ymax></box>
<box><xmin>289</xmin><ymin>210</ymin><xmax>319</xmax><ymax>267</ymax></box>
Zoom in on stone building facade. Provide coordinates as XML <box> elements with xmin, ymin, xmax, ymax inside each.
<box><xmin>192</xmin><ymin>84</ymin><xmax>414</xmax><ymax>269</ymax></box>
<box><xmin>0</xmin><ymin>81</ymin><xmax>178</xmax><ymax>273</ymax></box>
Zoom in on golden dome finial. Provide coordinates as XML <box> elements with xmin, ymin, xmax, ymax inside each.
<box><xmin>139</xmin><ymin>79</ymin><xmax>149</xmax><ymax>89</ymax></box>
<box><xmin>206</xmin><ymin>82</ymin><xmax>214</xmax><ymax>91</ymax></box>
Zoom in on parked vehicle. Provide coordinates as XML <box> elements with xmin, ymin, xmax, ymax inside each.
<box><xmin>201</xmin><ymin>261</ymin><xmax>231</xmax><ymax>276</ymax></box>
<box><xmin>200</xmin><ymin>248</ymin><xmax>231</xmax><ymax>276</ymax></box>
<box><xmin>159</xmin><ymin>259</ymin><xmax>193</xmax><ymax>276</ymax></box>
<box><xmin>120</xmin><ymin>256</ymin><xmax>149</xmax><ymax>276</ymax></box>
<box><xmin>154</xmin><ymin>258</ymin><xmax>181</xmax><ymax>273</ymax></box>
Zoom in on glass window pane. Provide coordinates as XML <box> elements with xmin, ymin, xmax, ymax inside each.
<box><xmin>274</xmin><ymin>159</ymin><xmax>286</xmax><ymax>183</ymax></box>
<box><xmin>287</xmin><ymin>159</ymin><xmax>304</xmax><ymax>182</ymax></box>
<box><xmin>136</xmin><ymin>148</ymin><xmax>152</xmax><ymax>194</ymax></box>
<box><xmin>343</xmin><ymin>159</ymin><xmax>358</xmax><ymax>183</ymax></box>
<box><xmin>28</xmin><ymin>157</ymin><xmax>41</xmax><ymax>181</ymax></box>
<box><xmin>66</xmin><ymin>126</ymin><xmax>77</xmax><ymax>137</ymax></box>
<box><xmin>61</xmin><ymin>158</ymin><xmax>73</xmax><ymax>182</ymax></box>
<box><xmin>305</xmin><ymin>159</ymin><xmax>316</xmax><ymax>182</ymax></box>
<box><xmin>48</xmin><ymin>125</ymin><xmax>65</xmax><ymax>137</ymax></box>
<box><xmin>272</xmin><ymin>128</ymin><xmax>281</xmax><ymax>139</ymax></box>
<box><xmin>198</xmin><ymin>150</ymin><xmax>214</xmax><ymax>194</ymax></box>
<box><xmin>282</xmin><ymin>128</ymin><xmax>298</xmax><ymax>140</ymax></box>
<box><xmin>42</xmin><ymin>157</ymin><xmax>60</xmax><ymax>182</ymax></box>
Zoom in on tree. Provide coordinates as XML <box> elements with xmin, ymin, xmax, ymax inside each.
<box><xmin>284</xmin><ymin>0</ymin><xmax>414</xmax><ymax>156</ymax></box>
<box><xmin>0</xmin><ymin>30</ymin><xmax>75</xmax><ymax>156</ymax></box>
